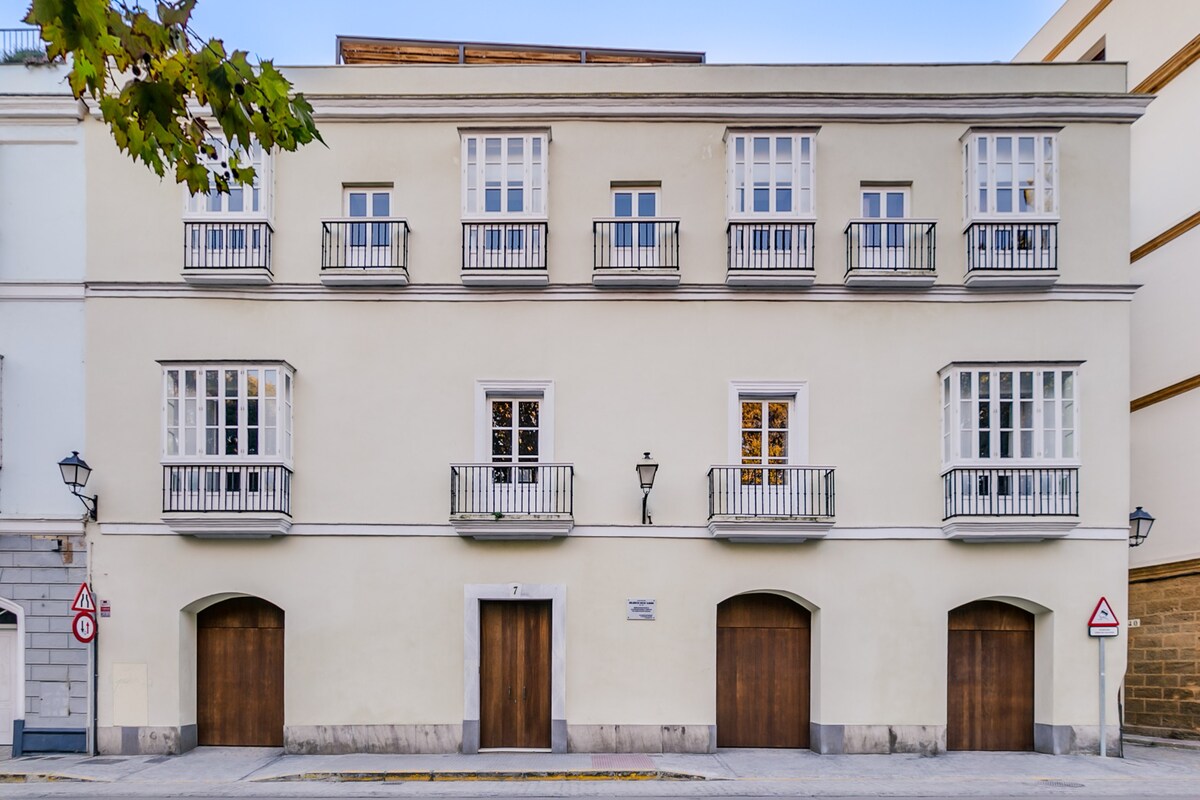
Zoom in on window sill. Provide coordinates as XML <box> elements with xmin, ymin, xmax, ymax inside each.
<box><xmin>182</xmin><ymin>268</ymin><xmax>273</xmax><ymax>286</ymax></box>
<box><xmin>941</xmin><ymin>518</ymin><xmax>1078</xmax><ymax>542</ymax></box>
<box><xmin>963</xmin><ymin>269</ymin><xmax>1059</xmax><ymax>288</ymax></box>
<box><xmin>592</xmin><ymin>269</ymin><xmax>680</xmax><ymax>289</ymax></box>
<box><xmin>450</xmin><ymin>514</ymin><xmax>573</xmax><ymax>540</ymax></box>
<box><xmin>708</xmin><ymin>516</ymin><xmax>832</xmax><ymax>543</ymax></box>
<box><xmin>844</xmin><ymin>269</ymin><xmax>936</xmax><ymax>288</ymax></box>
<box><xmin>320</xmin><ymin>268</ymin><xmax>409</xmax><ymax>287</ymax></box>
<box><xmin>461</xmin><ymin>270</ymin><xmax>549</xmax><ymax>287</ymax></box>
<box><xmin>161</xmin><ymin>512</ymin><xmax>291</xmax><ymax>538</ymax></box>
<box><xmin>725</xmin><ymin>269</ymin><xmax>816</xmax><ymax>288</ymax></box>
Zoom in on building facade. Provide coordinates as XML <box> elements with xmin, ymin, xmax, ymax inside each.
<box><xmin>1020</xmin><ymin>0</ymin><xmax>1200</xmax><ymax>742</ymax></box>
<box><xmin>80</xmin><ymin>49</ymin><xmax>1145</xmax><ymax>756</ymax></box>
<box><xmin>0</xmin><ymin>60</ymin><xmax>90</xmax><ymax>754</ymax></box>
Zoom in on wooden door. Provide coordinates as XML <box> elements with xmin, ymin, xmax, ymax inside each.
<box><xmin>197</xmin><ymin>597</ymin><xmax>284</xmax><ymax>747</ymax></box>
<box><xmin>716</xmin><ymin>593</ymin><xmax>810</xmax><ymax>748</ymax></box>
<box><xmin>947</xmin><ymin>600</ymin><xmax>1034</xmax><ymax>751</ymax></box>
<box><xmin>479</xmin><ymin>600</ymin><xmax>551</xmax><ymax>749</ymax></box>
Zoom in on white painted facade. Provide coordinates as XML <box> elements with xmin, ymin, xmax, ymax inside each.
<box><xmin>0</xmin><ymin>62</ymin><xmax>89</xmax><ymax>749</ymax></box>
<box><xmin>80</xmin><ymin>60</ymin><xmax>1143</xmax><ymax>756</ymax></box>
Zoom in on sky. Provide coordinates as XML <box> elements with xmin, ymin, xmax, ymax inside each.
<box><xmin>1</xmin><ymin>1</ymin><xmax>1065</xmax><ymax>65</ymax></box>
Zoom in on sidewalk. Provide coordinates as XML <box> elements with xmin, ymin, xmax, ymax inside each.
<box><xmin>1</xmin><ymin>743</ymin><xmax>1199</xmax><ymax>796</ymax></box>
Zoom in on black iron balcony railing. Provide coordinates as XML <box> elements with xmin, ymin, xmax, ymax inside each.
<box><xmin>462</xmin><ymin>221</ymin><xmax>547</xmax><ymax>271</ymax></box>
<box><xmin>321</xmin><ymin>218</ymin><xmax>409</xmax><ymax>270</ymax></box>
<box><xmin>845</xmin><ymin>219</ymin><xmax>936</xmax><ymax>273</ymax></box>
<box><xmin>943</xmin><ymin>466</ymin><xmax>1078</xmax><ymax>520</ymax></box>
<box><xmin>593</xmin><ymin>218</ymin><xmax>680</xmax><ymax>271</ymax></box>
<box><xmin>965</xmin><ymin>221</ymin><xmax>1058</xmax><ymax>273</ymax></box>
<box><xmin>162</xmin><ymin>464</ymin><xmax>292</xmax><ymax>515</ymax></box>
<box><xmin>184</xmin><ymin>221</ymin><xmax>273</xmax><ymax>271</ymax></box>
<box><xmin>727</xmin><ymin>221</ymin><xmax>815</xmax><ymax>272</ymax></box>
<box><xmin>708</xmin><ymin>465</ymin><xmax>835</xmax><ymax>519</ymax></box>
<box><xmin>450</xmin><ymin>463</ymin><xmax>574</xmax><ymax>516</ymax></box>
<box><xmin>1</xmin><ymin>29</ymin><xmax>44</xmax><ymax>62</ymax></box>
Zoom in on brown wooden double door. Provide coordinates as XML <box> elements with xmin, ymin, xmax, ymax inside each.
<box><xmin>480</xmin><ymin>600</ymin><xmax>551</xmax><ymax>749</ymax></box>
<box><xmin>197</xmin><ymin>597</ymin><xmax>285</xmax><ymax>747</ymax></box>
<box><xmin>716</xmin><ymin>593</ymin><xmax>810</xmax><ymax>748</ymax></box>
<box><xmin>947</xmin><ymin>600</ymin><xmax>1034</xmax><ymax>751</ymax></box>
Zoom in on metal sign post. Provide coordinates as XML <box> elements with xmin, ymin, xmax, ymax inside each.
<box><xmin>1087</xmin><ymin>597</ymin><xmax>1120</xmax><ymax>757</ymax></box>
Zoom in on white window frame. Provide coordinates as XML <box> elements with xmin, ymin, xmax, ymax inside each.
<box><xmin>182</xmin><ymin>139</ymin><xmax>273</xmax><ymax>220</ymax></box>
<box><xmin>939</xmin><ymin>363</ymin><xmax>1080</xmax><ymax>470</ymax></box>
<box><xmin>963</xmin><ymin>130</ymin><xmax>1058</xmax><ymax>221</ymax></box>
<box><xmin>461</xmin><ymin>131</ymin><xmax>549</xmax><ymax>220</ymax></box>
<box><xmin>474</xmin><ymin>380</ymin><xmax>554</xmax><ymax>462</ymax></box>
<box><xmin>161</xmin><ymin>362</ymin><xmax>294</xmax><ymax>466</ymax></box>
<box><xmin>342</xmin><ymin>185</ymin><xmax>395</xmax><ymax>253</ymax></box>
<box><xmin>727</xmin><ymin>381</ymin><xmax>809</xmax><ymax>464</ymax></box>
<box><xmin>726</xmin><ymin>131</ymin><xmax>816</xmax><ymax>219</ymax></box>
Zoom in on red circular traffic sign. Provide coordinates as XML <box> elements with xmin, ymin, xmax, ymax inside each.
<box><xmin>72</xmin><ymin>611</ymin><xmax>96</xmax><ymax>643</ymax></box>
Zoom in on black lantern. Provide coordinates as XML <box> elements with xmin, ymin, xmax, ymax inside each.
<box><xmin>636</xmin><ymin>452</ymin><xmax>659</xmax><ymax>525</ymax></box>
<box><xmin>1128</xmin><ymin>506</ymin><xmax>1154</xmax><ymax>548</ymax></box>
<box><xmin>58</xmin><ymin>451</ymin><xmax>98</xmax><ymax>520</ymax></box>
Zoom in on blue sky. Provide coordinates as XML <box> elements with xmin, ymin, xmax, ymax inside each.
<box><xmin>3</xmin><ymin>1</ymin><xmax>1064</xmax><ymax>65</ymax></box>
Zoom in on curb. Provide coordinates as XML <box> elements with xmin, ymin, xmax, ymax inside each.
<box><xmin>0</xmin><ymin>773</ymin><xmax>92</xmax><ymax>783</ymax></box>
<box><xmin>1125</xmin><ymin>735</ymin><xmax>1200</xmax><ymax>752</ymax></box>
<box><xmin>259</xmin><ymin>769</ymin><xmax>705</xmax><ymax>783</ymax></box>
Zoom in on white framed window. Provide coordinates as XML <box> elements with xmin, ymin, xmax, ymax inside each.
<box><xmin>183</xmin><ymin>140</ymin><xmax>272</xmax><ymax>218</ymax></box>
<box><xmin>344</xmin><ymin>186</ymin><xmax>393</xmax><ymax>250</ymax></box>
<box><xmin>860</xmin><ymin>186</ymin><xmax>909</xmax><ymax>249</ymax></box>
<box><xmin>727</xmin><ymin>381</ymin><xmax>808</xmax><ymax>465</ymax></box>
<box><xmin>727</xmin><ymin>131</ymin><xmax>815</xmax><ymax>218</ymax></box>
<box><xmin>462</xmin><ymin>132</ymin><xmax>547</xmax><ymax>218</ymax></box>
<box><xmin>940</xmin><ymin>364</ymin><xmax>1078</xmax><ymax>467</ymax></box>
<box><xmin>162</xmin><ymin>363</ymin><xmax>293</xmax><ymax>463</ymax></box>
<box><xmin>474</xmin><ymin>380</ymin><xmax>554</xmax><ymax>462</ymax></box>
<box><xmin>963</xmin><ymin>131</ymin><xmax>1057</xmax><ymax>219</ymax></box>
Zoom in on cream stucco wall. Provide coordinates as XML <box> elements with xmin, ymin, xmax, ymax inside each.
<box><xmin>80</xmin><ymin>59</ymin><xmax>1137</xmax><ymax>752</ymax></box>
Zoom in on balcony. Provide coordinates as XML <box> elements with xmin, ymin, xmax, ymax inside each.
<box><xmin>320</xmin><ymin>218</ymin><xmax>410</xmax><ymax>286</ymax></box>
<box><xmin>707</xmin><ymin>465</ymin><xmax>835</xmax><ymax>542</ymax></box>
<box><xmin>449</xmin><ymin>463</ymin><xmax>574</xmax><ymax>539</ymax></box>
<box><xmin>183</xmin><ymin>221</ymin><xmax>273</xmax><ymax>285</ymax></box>
<box><xmin>942</xmin><ymin>466</ymin><xmax>1079</xmax><ymax>541</ymax></box>
<box><xmin>844</xmin><ymin>220</ymin><xmax>937</xmax><ymax>287</ymax></box>
<box><xmin>461</xmin><ymin>222</ymin><xmax>548</xmax><ymax>287</ymax></box>
<box><xmin>161</xmin><ymin>463</ymin><xmax>292</xmax><ymax>538</ymax></box>
<box><xmin>964</xmin><ymin>221</ymin><xmax>1059</xmax><ymax>287</ymax></box>
<box><xmin>1</xmin><ymin>28</ymin><xmax>45</xmax><ymax>63</ymax></box>
<box><xmin>726</xmin><ymin>221</ymin><xmax>815</xmax><ymax>286</ymax></box>
<box><xmin>592</xmin><ymin>219</ymin><xmax>681</xmax><ymax>288</ymax></box>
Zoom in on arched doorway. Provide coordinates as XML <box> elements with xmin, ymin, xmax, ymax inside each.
<box><xmin>197</xmin><ymin>597</ymin><xmax>284</xmax><ymax>746</ymax></box>
<box><xmin>716</xmin><ymin>593</ymin><xmax>810</xmax><ymax>748</ymax></box>
<box><xmin>947</xmin><ymin>600</ymin><xmax>1034</xmax><ymax>751</ymax></box>
<box><xmin>0</xmin><ymin>599</ymin><xmax>22</xmax><ymax>747</ymax></box>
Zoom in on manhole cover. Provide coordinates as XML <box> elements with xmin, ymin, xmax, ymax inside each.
<box><xmin>1039</xmin><ymin>780</ymin><xmax>1085</xmax><ymax>788</ymax></box>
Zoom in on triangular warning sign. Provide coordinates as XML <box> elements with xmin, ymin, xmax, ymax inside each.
<box><xmin>1087</xmin><ymin>596</ymin><xmax>1119</xmax><ymax>627</ymax></box>
<box><xmin>71</xmin><ymin>582</ymin><xmax>95</xmax><ymax>613</ymax></box>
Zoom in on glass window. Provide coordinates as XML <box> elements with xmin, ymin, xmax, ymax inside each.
<box><xmin>965</xmin><ymin>133</ymin><xmax>1057</xmax><ymax>219</ymax></box>
<box><xmin>185</xmin><ymin>140</ymin><xmax>270</xmax><ymax>217</ymax></box>
<box><xmin>729</xmin><ymin>132</ymin><xmax>814</xmax><ymax>217</ymax></box>
<box><xmin>463</xmin><ymin>133</ymin><xmax>547</xmax><ymax>217</ymax></box>
<box><xmin>163</xmin><ymin>364</ymin><xmax>293</xmax><ymax>462</ymax></box>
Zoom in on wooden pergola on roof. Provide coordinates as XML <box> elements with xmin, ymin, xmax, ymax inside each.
<box><xmin>336</xmin><ymin>36</ymin><xmax>706</xmax><ymax>66</ymax></box>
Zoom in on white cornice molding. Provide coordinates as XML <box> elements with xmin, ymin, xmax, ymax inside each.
<box><xmin>0</xmin><ymin>281</ymin><xmax>85</xmax><ymax>301</ymax></box>
<box><xmin>0</xmin><ymin>95</ymin><xmax>85</xmax><ymax>124</ymax></box>
<box><xmin>303</xmin><ymin>93</ymin><xmax>1150</xmax><ymax>124</ymax></box>
<box><xmin>0</xmin><ymin>517</ymin><xmax>86</xmax><ymax>535</ymax></box>
<box><xmin>97</xmin><ymin>521</ymin><xmax>1129</xmax><ymax>541</ymax></box>
<box><xmin>84</xmin><ymin>281</ymin><xmax>1139</xmax><ymax>304</ymax></box>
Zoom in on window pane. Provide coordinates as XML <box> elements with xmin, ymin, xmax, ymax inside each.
<box><xmin>767</xmin><ymin>431</ymin><xmax>787</xmax><ymax>458</ymax></box>
<box><xmin>862</xmin><ymin>193</ymin><xmax>880</xmax><ymax>218</ymax></box>
<box><xmin>518</xmin><ymin>429</ymin><xmax>538</xmax><ymax>456</ymax></box>
<box><xmin>614</xmin><ymin>193</ymin><xmax>632</xmax><ymax>217</ymax></box>
<box><xmin>741</xmin><ymin>401</ymin><xmax>761</xmax><ymax>430</ymax></box>
<box><xmin>885</xmin><ymin>192</ymin><xmax>905</xmax><ymax>218</ymax></box>
<box><xmin>492</xmin><ymin>401</ymin><xmax>512</xmax><ymax>428</ymax></box>
<box><xmin>767</xmin><ymin>402</ymin><xmax>788</xmax><ymax>429</ymax></box>
<box><xmin>741</xmin><ymin>431</ymin><xmax>762</xmax><ymax>458</ymax></box>
<box><xmin>518</xmin><ymin>401</ymin><xmax>539</xmax><ymax>428</ymax></box>
<box><xmin>637</xmin><ymin>192</ymin><xmax>656</xmax><ymax>217</ymax></box>
<box><xmin>492</xmin><ymin>430</ymin><xmax>512</xmax><ymax>457</ymax></box>
<box><xmin>372</xmin><ymin>193</ymin><xmax>390</xmax><ymax>217</ymax></box>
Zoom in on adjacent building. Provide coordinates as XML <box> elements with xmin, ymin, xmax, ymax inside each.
<box><xmin>1019</xmin><ymin>0</ymin><xmax>1200</xmax><ymax>742</ymax></box>
<box><xmin>0</xmin><ymin>56</ymin><xmax>90</xmax><ymax>754</ymax></box>
<box><xmin>44</xmin><ymin>37</ymin><xmax>1149</xmax><ymax>756</ymax></box>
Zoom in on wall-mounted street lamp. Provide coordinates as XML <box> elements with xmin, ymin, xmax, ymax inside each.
<box><xmin>636</xmin><ymin>452</ymin><xmax>659</xmax><ymax>525</ymax></box>
<box><xmin>1128</xmin><ymin>506</ymin><xmax>1154</xmax><ymax>548</ymax></box>
<box><xmin>58</xmin><ymin>451</ymin><xmax>98</xmax><ymax>521</ymax></box>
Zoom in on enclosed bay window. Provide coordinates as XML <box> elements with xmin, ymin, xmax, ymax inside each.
<box><xmin>182</xmin><ymin>140</ymin><xmax>274</xmax><ymax>278</ymax></box>
<box><xmin>941</xmin><ymin>363</ymin><xmax>1079</xmax><ymax>518</ymax></box>
<box><xmin>184</xmin><ymin>140</ymin><xmax>272</xmax><ymax>218</ymax></box>
<box><xmin>461</xmin><ymin>132</ymin><xmax>548</xmax><ymax>277</ymax></box>
<box><xmin>727</xmin><ymin>131</ymin><xmax>814</xmax><ymax>217</ymax></box>
<box><xmin>161</xmin><ymin>362</ymin><xmax>294</xmax><ymax>517</ymax></box>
